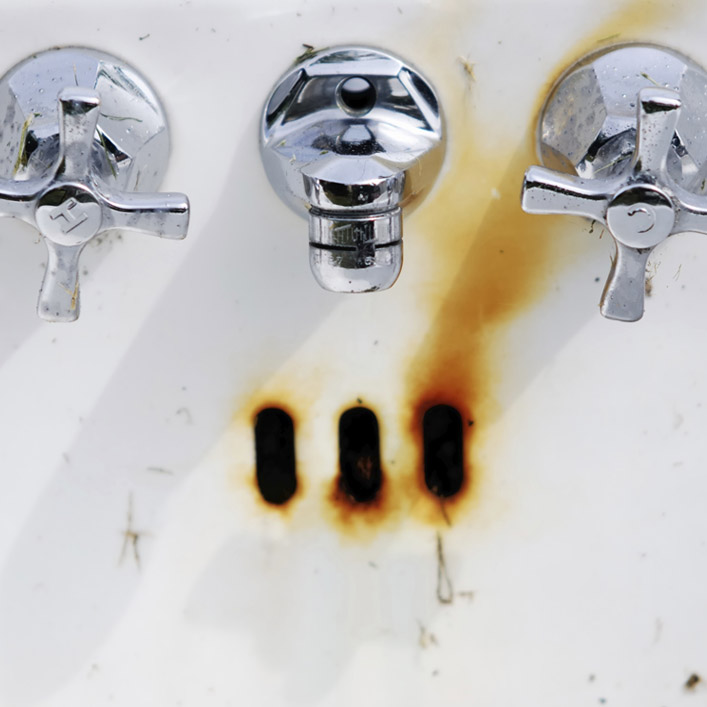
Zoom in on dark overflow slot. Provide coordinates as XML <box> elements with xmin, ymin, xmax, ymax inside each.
<box><xmin>255</xmin><ymin>408</ymin><xmax>297</xmax><ymax>505</ymax></box>
<box><xmin>423</xmin><ymin>404</ymin><xmax>464</xmax><ymax>497</ymax></box>
<box><xmin>338</xmin><ymin>407</ymin><xmax>382</xmax><ymax>503</ymax></box>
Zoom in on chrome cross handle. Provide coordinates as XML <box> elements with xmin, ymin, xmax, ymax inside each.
<box><xmin>6</xmin><ymin>88</ymin><xmax>188</xmax><ymax>321</ymax></box>
<box><xmin>0</xmin><ymin>47</ymin><xmax>189</xmax><ymax>322</ymax></box>
<box><xmin>521</xmin><ymin>44</ymin><xmax>707</xmax><ymax>321</ymax></box>
<box><xmin>523</xmin><ymin>87</ymin><xmax>707</xmax><ymax>321</ymax></box>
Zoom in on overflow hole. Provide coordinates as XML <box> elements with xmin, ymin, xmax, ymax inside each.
<box><xmin>423</xmin><ymin>405</ymin><xmax>464</xmax><ymax>497</ymax></box>
<box><xmin>337</xmin><ymin>76</ymin><xmax>377</xmax><ymax>116</ymax></box>
<box><xmin>338</xmin><ymin>407</ymin><xmax>382</xmax><ymax>503</ymax></box>
<box><xmin>255</xmin><ymin>408</ymin><xmax>297</xmax><ymax>505</ymax></box>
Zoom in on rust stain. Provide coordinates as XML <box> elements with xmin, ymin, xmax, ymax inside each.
<box><xmin>563</xmin><ymin>1</ymin><xmax>674</xmax><ymax>59</ymax></box>
<box><xmin>400</xmin><ymin>0</ymin><xmax>677</xmax><ymax>527</ymax></box>
<box><xmin>325</xmin><ymin>472</ymin><xmax>391</xmax><ymax>537</ymax></box>
<box><xmin>233</xmin><ymin>0</ymin><xmax>677</xmax><ymax>537</ymax></box>
<box><xmin>400</xmin><ymin>134</ymin><xmax>544</xmax><ymax>526</ymax></box>
<box><xmin>323</xmin><ymin>400</ymin><xmax>397</xmax><ymax>541</ymax></box>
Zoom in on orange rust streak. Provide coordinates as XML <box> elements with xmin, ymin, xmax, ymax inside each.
<box><xmin>402</xmin><ymin>0</ymin><xmax>678</xmax><ymax>527</ymax></box>
<box><xmin>325</xmin><ymin>474</ymin><xmax>393</xmax><ymax>540</ymax></box>
<box><xmin>402</xmin><ymin>141</ymin><xmax>546</xmax><ymax>526</ymax></box>
<box><xmin>323</xmin><ymin>401</ymin><xmax>397</xmax><ymax>541</ymax></box>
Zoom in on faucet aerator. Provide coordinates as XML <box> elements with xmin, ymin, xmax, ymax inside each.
<box><xmin>308</xmin><ymin>208</ymin><xmax>402</xmax><ymax>293</ymax></box>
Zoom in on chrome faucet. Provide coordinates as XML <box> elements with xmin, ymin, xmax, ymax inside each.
<box><xmin>521</xmin><ymin>43</ymin><xmax>707</xmax><ymax>321</ymax></box>
<box><xmin>260</xmin><ymin>46</ymin><xmax>444</xmax><ymax>293</ymax></box>
<box><xmin>0</xmin><ymin>47</ymin><xmax>189</xmax><ymax>321</ymax></box>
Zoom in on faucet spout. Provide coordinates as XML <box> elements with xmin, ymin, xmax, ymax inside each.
<box><xmin>309</xmin><ymin>208</ymin><xmax>402</xmax><ymax>292</ymax></box>
<box><xmin>260</xmin><ymin>46</ymin><xmax>444</xmax><ymax>293</ymax></box>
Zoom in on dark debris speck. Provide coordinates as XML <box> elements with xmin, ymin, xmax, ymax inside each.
<box><xmin>686</xmin><ymin>674</ymin><xmax>701</xmax><ymax>690</ymax></box>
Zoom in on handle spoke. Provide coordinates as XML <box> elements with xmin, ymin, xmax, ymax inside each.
<box><xmin>673</xmin><ymin>183</ymin><xmax>707</xmax><ymax>235</ymax></box>
<box><xmin>100</xmin><ymin>189</ymin><xmax>189</xmax><ymax>239</ymax></box>
<box><xmin>0</xmin><ymin>177</ymin><xmax>43</xmax><ymax>222</ymax></box>
<box><xmin>600</xmin><ymin>242</ymin><xmax>652</xmax><ymax>322</ymax></box>
<box><xmin>0</xmin><ymin>57</ymin><xmax>190</xmax><ymax>322</ymax></box>
<box><xmin>522</xmin><ymin>166</ymin><xmax>613</xmax><ymax>222</ymax></box>
<box><xmin>57</xmin><ymin>88</ymin><xmax>101</xmax><ymax>182</ymax></box>
<box><xmin>37</xmin><ymin>241</ymin><xmax>83</xmax><ymax>322</ymax></box>
<box><xmin>632</xmin><ymin>87</ymin><xmax>681</xmax><ymax>177</ymax></box>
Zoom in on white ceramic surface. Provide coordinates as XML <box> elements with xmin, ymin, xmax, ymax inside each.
<box><xmin>1</xmin><ymin>1</ymin><xmax>706</xmax><ymax>705</ymax></box>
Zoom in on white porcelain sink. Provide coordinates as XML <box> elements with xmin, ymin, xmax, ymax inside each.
<box><xmin>1</xmin><ymin>0</ymin><xmax>707</xmax><ymax>705</ymax></box>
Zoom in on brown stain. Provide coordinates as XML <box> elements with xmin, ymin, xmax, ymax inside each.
<box><xmin>553</xmin><ymin>1</ymin><xmax>676</xmax><ymax>71</ymax></box>
<box><xmin>323</xmin><ymin>400</ymin><xmax>398</xmax><ymax>541</ymax></box>
<box><xmin>320</xmin><ymin>396</ymin><xmax>468</xmax><ymax>537</ymax></box>
<box><xmin>400</xmin><ymin>0</ymin><xmax>678</xmax><ymax>527</ymax></box>
<box><xmin>397</xmin><ymin>83</ymin><xmax>563</xmax><ymax>524</ymax></box>
<box><xmin>325</xmin><ymin>472</ymin><xmax>392</xmax><ymax>539</ymax></box>
<box><xmin>235</xmin><ymin>0</ymin><xmax>678</xmax><ymax>536</ymax></box>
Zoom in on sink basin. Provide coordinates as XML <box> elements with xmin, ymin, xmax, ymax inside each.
<box><xmin>1</xmin><ymin>0</ymin><xmax>706</xmax><ymax>705</ymax></box>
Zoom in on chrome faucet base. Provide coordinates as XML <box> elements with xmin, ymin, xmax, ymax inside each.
<box><xmin>521</xmin><ymin>44</ymin><xmax>707</xmax><ymax>321</ymax></box>
<box><xmin>261</xmin><ymin>46</ymin><xmax>444</xmax><ymax>293</ymax></box>
<box><xmin>0</xmin><ymin>47</ymin><xmax>189</xmax><ymax>321</ymax></box>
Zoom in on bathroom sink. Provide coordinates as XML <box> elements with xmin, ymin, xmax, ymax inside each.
<box><xmin>1</xmin><ymin>0</ymin><xmax>707</xmax><ymax>705</ymax></box>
